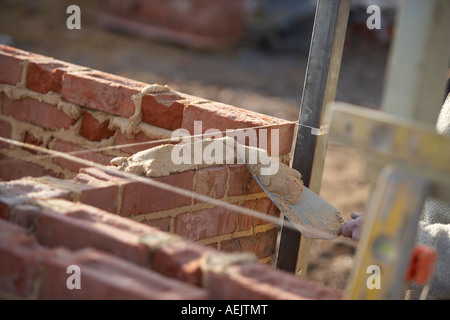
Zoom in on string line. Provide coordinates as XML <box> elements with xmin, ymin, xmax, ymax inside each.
<box><xmin>70</xmin><ymin>121</ymin><xmax>300</xmax><ymax>155</ymax></box>
<box><xmin>0</xmin><ymin>136</ymin><xmax>301</xmax><ymax>232</ymax></box>
<box><xmin>6</xmin><ymin>120</ymin><xmax>326</xmax><ymax>159</ymax></box>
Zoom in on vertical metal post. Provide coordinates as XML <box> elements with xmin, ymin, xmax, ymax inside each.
<box><xmin>276</xmin><ymin>0</ymin><xmax>351</xmax><ymax>274</ymax></box>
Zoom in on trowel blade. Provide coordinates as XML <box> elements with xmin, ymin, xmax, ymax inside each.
<box><xmin>245</xmin><ymin>163</ymin><xmax>343</xmax><ymax>239</ymax></box>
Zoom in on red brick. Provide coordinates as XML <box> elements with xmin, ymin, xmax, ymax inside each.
<box><xmin>205</xmin><ymin>262</ymin><xmax>343</xmax><ymax>300</ymax></box>
<box><xmin>151</xmin><ymin>242</ymin><xmax>217</xmax><ymax>287</ymax></box>
<box><xmin>61</xmin><ymin>70</ymin><xmax>146</xmax><ymax>117</ymax></box>
<box><xmin>236</xmin><ymin>197</ymin><xmax>281</xmax><ymax>233</ymax></box>
<box><xmin>32</xmin><ymin>173</ymin><xmax>119</xmax><ymax>214</ymax></box>
<box><xmin>3</xmin><ymin>96</ymin><xmax>77</xmax><ymax>130</ymax></box>
<box><xmin>114</xmin><ymin>130</ymin><xmax>166</xmax><ymax>155</ymax></box>
<box><xmin>80</xmin><ymin>112</ymin><xmax>115</xmax><ymax>142</ymax></box>
<box><xmin>79</xmin><ymin>166</ymin><xmax>119</xmax><ymax>181</ymax></box>
<box><xmin>67</xmin><ymin>202</ymin><xmax>161</xmax><ymax>235</ymax></box>
<box><xmin>0</xmin><ymin>177</ymin><xmax>70</xmax><ymax>200</ymax></box>
<box><xmin>99</xmin><ymin>0</ymin><xmax>245</xmax><ymax>49</ymax></box>
<box><xmin>0</xmin><ymin>118</ymin><xmax>12</xmax><ymax>147</ymax></box>
<box><xmin>204</xmin><ymin>242</ymin><xmax>218</xmax><ymax>250</ymax></box>
<box><xmin>0</xmin><ymin>219</ymin><xmax>51</xmax><ymax>298</ymax></box>
<box><xmin>0</xmin><ymin>177</ymin><xmax>71</xmax><ymax>220</ymax></box>
<box><xmin>0</xmin><ymin>160</ymin><xmax>51</xmax><ymax>181</ymax></box>
<box><xmin>278</xmin><ymin>123</ymin><xmax>296</xmax><ymax>156</ymax></box>
<box><xmin>39</xmin><ymin>248</ymin><xmax>209</xmax><ymax>300</ymax></box>
<box><xmin>0</xmin><ymin>201</ymin><xmax>8</xmax><ymax>220</ymax></box>
<box><xmin>253</xmin><ymin>197</ymin><xmax>280</xmax><ymax>226</ymax></box>
<box><xmin>0</xmin><ymin>153</ymin><xmax>62</xmax><ymax>181</ymax></box>
<box><xmin>52</xmin><ymin>140</ymin><xmax>115</xmax><ymax>173</ymax></box>
<box><xmin>22</xmin><ymin>132</ymin><xmax>44</xmax><ymax>154</ymax></box>
<box><xmin>220</xmin><ymin>228</ymin><xmax>278</xmax><ymax>259</ymax></box>
<box><xmin>72</xmin><ymin>173</ymin><xmax>119</xmax><ymax>213</ymax></box>
<box><xmin>135</xmin><ymin>0</ymin><xmax>244</xmax><ymax>37</ymax></box>
<box><xmin>182</xmin><ymin>102</ymin><xmax>295</xmax><ymax>155</ymax></box>
<box><xmin>0</xmin><ymin>44</ymin><xmax>44</xmax><ymax>85</ymax></box>
<box><xmin>236</xmin><ymin>199</ymin><xmax>256</xmax><ymax>231</ymax></box>
<box><xmin>141</xmin><ymin>93</ymin><xmax>185</xmax><ymax>130</ymax></box>
<box><xmin>80</xmin><ymin>189</ymin><xmax>117</xmax><ymax>215</ymax></box>
<box><xmin>174</xmin><ymin>206</ymin><xmax>238</xmax><ymax>241</ymax></box>
<box><xmin>8</xmin><ymin>204</ymin><xmax>41</xmax><ymax>231</ymax></box>
<box><xmin>120</xmin><ymin>170</ymin><xmax>194</xmax><ymax>217</ymax></box>
<box><xmin>193</xmin><ymin>166</ymin><xmax>228</xmax><ymax>203</ymax></box>
<box><xmin>226</xmin><ymin>164</ymin><xmax>262</xmax><ymax>197</ymax></box>
<box><xmin>236</xmin><ymin>263</ymin><xmax>344</xmax><ymax>299</ymax></box>
<box><xmin>141</xmin><ymin>217</ymin><xmax>171</xmax><ymax>232</ymax></box>
<box><xmin>34</xmin><ymin>201</ymin><xmax>156</xmax><ymax>266</ymax></box>
<box><xmin>79</xmin><ymin>167</ymin><xmax>137</xmax><ymax>197</ymax></box>
<box><xmin>26</xmin><ymin>59</ymin><xmax>84</xmax><ymax>94</ymax></box>
<box><xmin>0</xmin><ymin>52</ymin><xmax>23</xmax><ymax>85</ymax></box>
<box><xmin>0</xmin><ymin>216</ymin><xmax>30</xmax><ymax>237</ymax></box>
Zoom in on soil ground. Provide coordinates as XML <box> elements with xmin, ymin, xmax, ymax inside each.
<box><xmin>0</xmin><ymin>0</ymin><xmax>392</xmax><ymax>290</ymax></box>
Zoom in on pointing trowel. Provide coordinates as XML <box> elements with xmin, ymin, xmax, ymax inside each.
<box><xmin>244</xmin><ymin>162</ymin><xmax>344</xmax><ymax>240</ymax></box>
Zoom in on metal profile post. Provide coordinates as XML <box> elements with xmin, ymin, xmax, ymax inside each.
<box><xmin>276</xmin><ymin>0</ymin><xmax>351</xmax><ymax>274</ymax></box>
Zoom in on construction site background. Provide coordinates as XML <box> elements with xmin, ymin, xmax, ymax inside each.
<box><xmin>0</xmin><ymin>0</ymin><xmax>399</xmax><ymax>290</ymax></box>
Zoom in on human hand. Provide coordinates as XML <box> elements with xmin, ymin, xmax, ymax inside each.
<box><xmin>341</xmin><ymin>212</ymin><xmax>365</xmax><ymax>241</ymax></box>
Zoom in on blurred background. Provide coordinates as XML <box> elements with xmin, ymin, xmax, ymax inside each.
<box><xmin>0</xmin><ymin>0</ymin><xmax>400</xmax><ymax>289</ymax></box>
<box><xmin>0</xmin><ymin>0</ymin><xmax>398</xmax><ymax>120</ymax></box>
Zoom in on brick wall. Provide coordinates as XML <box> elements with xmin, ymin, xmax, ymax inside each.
<box><xmin>0</xmin><ymin>181</ymin><xmax>342</xmax><ymax>300</ymax></box>
<box><xmin>0</xmin><ymin>43</ymin><xmax>297</xmax><ymax>263</ymax></box>
<box><xmin>0</xmin><ymin>44</ymin><xmax>342</xmax><ymax>299</ymax></box>
<box><xmin>98</xmin><ymin>0</ymin><xmax>246</xmax><ymax>49</ymax></box>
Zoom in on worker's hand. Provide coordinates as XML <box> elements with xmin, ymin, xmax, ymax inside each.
<box><xmin>342</xmin><ymin>212</ymin><xmax>364</xmax><ymax>241</ymax></box>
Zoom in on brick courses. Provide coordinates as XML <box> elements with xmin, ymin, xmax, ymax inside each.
<box><xmin>0</xmin><ymin>44</ymin><xmax>342</xmax><ymax>300</ymax></box>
